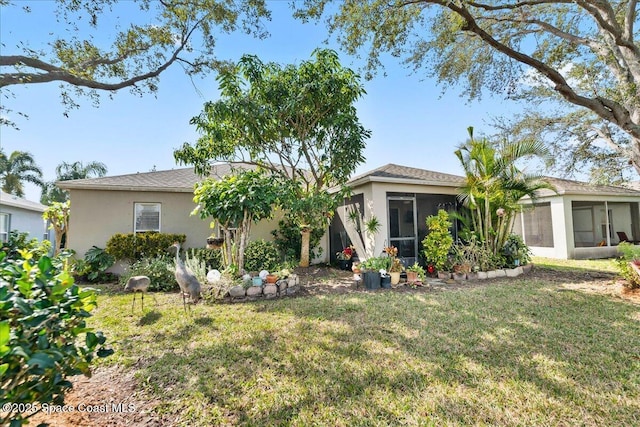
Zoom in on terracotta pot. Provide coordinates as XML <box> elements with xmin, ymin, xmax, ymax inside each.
<box><xmin>406</xmin><ymin>271</ymin><xmax>418</xmax><ymax>283</ymax></box>
<box><xmin>265</xmin><ymin>275</ymin><xmax>279</xmax><ymax>284</ymax></box>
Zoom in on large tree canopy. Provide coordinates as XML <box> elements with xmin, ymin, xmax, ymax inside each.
<box><xmin>0</xmin><ymin>0</ymin><xmax>270</xmax><ymax>124</ymax></box>
<box><xmin>294</xmin><ymin>0</ymin><xmax>640</xmax><ymax>179</ymax></box>
<box><xmin>174</xmin><ymin>48</ymin><xmax>371</xmax><ymax>266</ymax></box>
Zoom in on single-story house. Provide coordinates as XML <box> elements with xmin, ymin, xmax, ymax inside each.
<box><xmin>513</xmin><ymin>177</ymin><xmax>640</xmax><ymax>259</ymax></box>
<box><xmin>56</xmin><ymin>164</ymin><xmax>310</xmax><ymax>271</ymax></box>
<box><xmin>329</xmin><ymin>164</ymin><xmax>640</xmax><ymax>263</ymax></box>
<box><xmin>0</xmin><ymin>190</ymin><xmax>52</xmax><ymax>244</ymax></box>
<box><xmin>58</xmin><ymin>163</ymin><xmax>639</xmax><ymax>270</ymax></box>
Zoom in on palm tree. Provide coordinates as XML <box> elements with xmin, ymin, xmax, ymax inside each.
<box><xmin>0</xmin><ymin>148</ymin><xmax>44</xmax><ymax>197</ymax></box>
<box><xmin>455</xmin><ymin>127</ymin><xmax>554</xmax><ymax>255</ymax></box>
<box><xmin>41</xmin><ymin>161</ymin><xmax>108</xmax><ymax>204</ymax></box>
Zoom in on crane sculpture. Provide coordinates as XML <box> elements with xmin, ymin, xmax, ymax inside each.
<box><xmin>171</xmin><ymin>242</ymin><xmax>202</xmax><ymax>312</ymax></box>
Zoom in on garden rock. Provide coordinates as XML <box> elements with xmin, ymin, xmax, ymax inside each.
<box><xmin>264</xmin><ymin>284</ymin><xmax>278</xmax><ymax>296</ymax></box>
<box><xmin>495</xmin><ymin>269</ymin><xmax>507</xmax><ymax>277</ymax></box>
<box><xmin>286</xmin><ymin>286</ymin><xmax>298</xmax><ymax>295</ymax></box>
<box><xmin>277</xmin><ymin>280</ymin><xmax>288</xmax><ymax>292</ymax></box>
<box><xmin>246</xmin><ymin>286</ymin><xmax>263</xmax><ymax>297</ymax></box>
<box><xmin>229</xmin><ymin>286</ymin><xmax>246</xmax><ymax>298</ymax></box>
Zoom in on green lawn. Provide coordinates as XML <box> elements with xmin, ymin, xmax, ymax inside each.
<box><xmin>89</xmin><ymin>263</ymin><xmax>640</xmax><ymax>426</ymax></box>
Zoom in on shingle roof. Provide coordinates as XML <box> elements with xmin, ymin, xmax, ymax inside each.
<box><xmin>538</xmin><ymin>177</ymin><xmax>640</xmax><ymax>197</ymax></box>
<box><xmin>0</xmin><ymin>191</ymin><xmax>47</xmax><ymax>212</ymax></box>
<box><xmin>348</xmin><ymin>164</ymin><xmax>465</xmax><ymax>187</ymax></box>
<box><xmin>57</xmin><ymin>163</ymin><xmax>258</xmax><ymax>192</ymax></box>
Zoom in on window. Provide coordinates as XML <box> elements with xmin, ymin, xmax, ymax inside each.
<box><xmin>0</xmin><ymin>213</ymin><xmax>9</xmax><ymax>242</ymax></box>
<box><xmin>134</xmin><ymin>203</ymin><xmax>161</xmax><ymax>232</ymax></box>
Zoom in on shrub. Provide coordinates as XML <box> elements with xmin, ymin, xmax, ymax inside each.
<box><xmin>78</xmin><ymin>246</ymin><xmax>116</xmax><ymax>283</ymax></box>
<box><xmin>1</xmin><ymin>230</ymin><xmax>51</xmax><ymax>261</ymax></box>
<box><xmin>616</xmin><ymin>242</ymin><xmax>640</xmax><ymax>289</ymax></box>
<box><xmin>423</xmin><ymin>210</ymin><xmax>454</xmax><ymax>271</ymax></box>
<box><xmin>120</xmin><ymin>256</ymin><xmax>177</xmax><ymax>292</ymax></box>
<box><xmin>244</xmin><ymin>239</ymin><xmax>280</xmax><ymax>272</ymax></box>
<box><xmin>0</xmin><ymin>249</ymin><xmax>112</xmax><ymax>426</ymax></box>
<box><xmin>271</xmin><ymin>217</ymin><xmax>324</xmax><ymax>262</ymax></box>
<box><xmin>106</xmin><ymin>232</ymin><xmax>186</xmax><ymax>262</ymax></box>
<box><xmin>502</xmin><ymin>234</ymin><xmax>531</xmax><ymax>267</ymax></box>
<box><xmin>185</xmin><ymin>247</ymin><xmax>223</xmax><ymax>271</ymax></box>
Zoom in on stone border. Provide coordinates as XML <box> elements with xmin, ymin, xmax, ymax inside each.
<box><xmin>227</xmin><ymin>274</ymin><xmax>301</xmax><ymax>301</ymax></box>
<box><xmin>441</xmin><ymin>263</ymin><xmax>533</xmax><ymax>281</ymax></box>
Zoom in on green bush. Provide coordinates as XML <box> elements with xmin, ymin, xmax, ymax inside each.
<box><xmin>616</xmin><ymin>242</ymin><xmax>640</xmax><ymax>289</ymax></box>
<box><xmin>106</xmin><ymin>232</ymin><xmax>186</xmax><ymax>262</ymax></box>
<box><xmin>78</xmin><ymin>246</ymin><xmax>116</xmax><ymax>283</ymax></box>
<box><xmin>502</xmin><ymin>234</ymin><xmax>531</xmax><ymax>267</ymax></box>
<box><xmin>0</xmin><ymin>250</ymin><xmax>113</xmax><ymax>426</ymax></box>
<box><xmin>120</xmin><ymin>256</ymin><xmax>177</xmax><ymax>292</ymax></box>
<box><xmin>1</xmin><ymin>230</ymin><xmax>51</xmax><ymax>261</ymax></box>
<box><xmin>423</xmin><ymin>210</ymin><xmax>454</xmax><ymax>271</ymax></box>
<box><xmin>185</xmin><ymin>247</ymin><xmax>223</xmax><ymax>271</ymax></box>
<box><xmin>271</xmin><ymin>217</ymin><xmax>324</xmax><ymax>262</ymax></box>
<box><xmin>244</xmin><ymin>239</ymin><xmax>280</xmax><ymax>272</ymax></box>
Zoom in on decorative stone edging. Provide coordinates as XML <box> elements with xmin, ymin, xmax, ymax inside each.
<box><xmin>439</xmin><ymin>263</ymin><xmax>533</xmax><ymax>281</ymax></box>
<box><xmin>227</xmin><ymin>274</ymin><xmax>301</xmax><ymax>301</ymax></box>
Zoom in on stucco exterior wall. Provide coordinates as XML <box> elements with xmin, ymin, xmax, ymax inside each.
<box><xmin>67</xmin><ymin>189</ymin><xmax>282</xmax><ymax>259</ymax></box>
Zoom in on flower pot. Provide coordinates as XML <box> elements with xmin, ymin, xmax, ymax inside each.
<box><xmin>390</xmin><ymin>272</ymin><xmax>401</xmax><ymax>285</ymax></box>
<box><xmin>363</xmin><ymin>271</ymin><xmax>381</xmax><ymax>290</ymax></box>
<box><xmin>252</xmin><ymin>276</ymin><xmax>263</xmax><ymax>286</ymax></box>
<box><xmin>381</xmin><ymin>275</ymin><xmax>392</xmax><ymax>289</ymax></box>
<box><xmin>406</xmin><ymin>271</ymin><xmax>419</xmax><ymax>283</ymax></box>
<box><xmin>338</xmin><ymin>259</ymin><xmax>353</xmax><ymax>271</ymax></box>
<box><xmin>266</xmin><ymin>274</ymin><xmax>279</xmax><ymax>284</ymax></box>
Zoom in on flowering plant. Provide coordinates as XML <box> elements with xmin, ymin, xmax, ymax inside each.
<box><xmin>336</xmin><ymin>245</ymin><xmax>355</xmax><ymax>260</ymax></box>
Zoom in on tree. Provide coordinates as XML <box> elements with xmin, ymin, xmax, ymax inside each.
<box><xmin>455</xmin><ymin>127</ymin><xmax>554</xmax><ymax>255</ymax></box>
<box><xmin>193</xmin><ymin>170</ymin><xmax>279</xmax><ymax>274</ymax></box>
<box><xmin>43</xmin><ymin>201</ymin><xmax>71</xmax><ymax>255</ymax></box>
<box><xmin>41</xmin><ymin>160</ymin><xmax>107</xmax><ymax>204</ymax></box>
<box><xmin>0</xmin><ymin>0</ymin><xmax>271</xmax><ymax>124</ymax></box>
<box><xmin>174</xmin><ymin>49</ymin><xmax>371</xmax><ymax>267</ymax></box>
<box><xmin>294</xmin><ymin>1</ymin><xmax>640</xmax><ymax>179</ymax></box>
<box><xmin>0</xmin><ymin>148</ymin><xmax>44</xmax><ymax>197</ymax></box>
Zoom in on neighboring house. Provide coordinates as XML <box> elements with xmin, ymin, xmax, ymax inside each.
<box><xmin>0</xmin><ymin>190</ymin><xmax>52</xmax><ymax>243</ymax></box>
<box><xmin>56</xmin><ymin>164</ymin><xmax>317</xmax><ymax>271</ymax></box>
<box><xmin>513</xmin><ymin>177</ymin><xmax>640</xmax><ymax>259</ymax></box>
<box><xmin>330</xmin><ymin>164</ymin><xmax>640</xmax><ymax>263</ymax></box>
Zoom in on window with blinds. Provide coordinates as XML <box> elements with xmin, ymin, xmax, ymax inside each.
<box><xmin>134</xmin><ymin>203</ymin><xmax>161</xmax><ymax>233</ymax></box>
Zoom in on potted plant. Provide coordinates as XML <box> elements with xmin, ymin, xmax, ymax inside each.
<box><xmin>388</xmin><ymin>257</ymin><xmax>404</xmax><ymax>285</ymax></box>
<box><xmin>336</xmin><ymin>245</ymin><xmax>355</xmax><ymax>271</ymax></box>
<box><xmin>360</xmin><ymin>257</ymin><xmax>384</xmax><ymax>290</ymax></box>
<box><xmin>406</xmin><ymin>262</ymin><xmax>425</xmax><ymax>283</ymax></box>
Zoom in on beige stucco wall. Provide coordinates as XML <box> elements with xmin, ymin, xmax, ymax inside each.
<box><xmin>67</xmin><ymin>189</ymin><xmax>282</xmax><ymax>260</ymax></box>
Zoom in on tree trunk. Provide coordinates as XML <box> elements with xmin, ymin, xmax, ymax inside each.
<box><xmin>300</xmin><ymin>227</ymin><xmax>311</xmax><ymax>267</ymax></box>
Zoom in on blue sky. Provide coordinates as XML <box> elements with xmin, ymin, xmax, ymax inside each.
<box><xmin>1</xmin><ymin>1</ymin><xmax>520</xmax><ymax>202</ymax></box>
